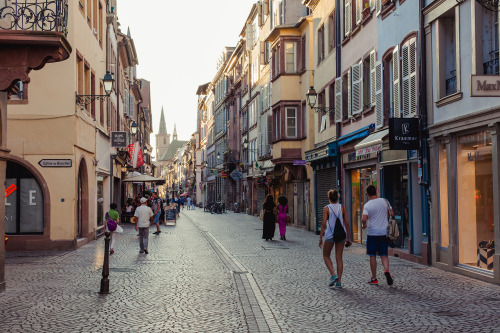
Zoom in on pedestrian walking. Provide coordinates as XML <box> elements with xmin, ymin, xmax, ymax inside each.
<box><xmin>151</xmin><ymin>192</ymin><xmax>162</xmax><ymax>235</ymax></box>
<box><xmin>180</xmin><ymin>196</ymin><xmax>185</xmax><ymax>210</ymax></box>
<box><xmin>107</xmin><ymin>203</ymin><xmax>120</xmax><ymax>255</ymax></box>
<box><xmin>186</xmin><ymin>196</ymin><xmax>192</xmax><ymax>210</ymax></box>
<box><xmin>277</xmin><ymin>196</ymin><xmax>288</xmax><ymax>241</ymax></box>
<box><xmin>362</xmin><ymin>185</ymin><xmax>394</xmax><ymax>286</ymax></box>
<box><xmin>134</xmin><ymin>197</ymin><xmax>154</xmax><ymax>254</ymax></box>
<box><xmin>261</xmin><ymin>194</ymin><xmax>276</xmax><ymax>241</ymax></box>
<box><xmin>318</xmin><ymin>190</ymin><xmax>351</xmax><ymax>288</ymax></box>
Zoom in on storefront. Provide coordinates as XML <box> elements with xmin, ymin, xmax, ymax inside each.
<box><xmin>430</xmin><ymin>121</ymin><xmax>500</xmax><ymax>283</ymax></box>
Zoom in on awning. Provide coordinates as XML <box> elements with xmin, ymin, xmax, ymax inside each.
<box><xmin>260</xmin><ymin>160</ymin><xmax>275</xmax><ymax>171</ymax></box>
<box><xmin>337</xmin><ymin>125</ymin><xmax>373</xmax><ymax>146</ymax></box>
<box><xmin>354</xmin><ymin>129</ymin><xmax>389</xmax><ymax>156</ymax></box>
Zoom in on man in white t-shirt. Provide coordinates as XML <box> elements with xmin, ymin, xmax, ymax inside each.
<box><xmin>362</xmin><ymin>185</ymin><xmax>394</xmax><ymax>286</ymax></box>
<box><xmin>134</xmin><ymin>197</ymin><xmax>154</xmax><ymax>254</ymax></box>
<box><xmin>186</xmin><ymin>196</ymin><xmax>192</xmax><ymax>210</ymax></box>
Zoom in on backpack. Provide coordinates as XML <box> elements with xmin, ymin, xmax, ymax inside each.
<box><xmin>106</xmin><ymin>212</ymin><xmax>117</xmax><ymax>232</ymax></box>
<box><xmin>329</xmin><ymin>205</ymin><xmax>346</xmax><ymax>243</ymax></box>
<box><xmin>385</xmin><ymin>200</ymin><xmax>399</xmax><ymax>241</ymax></box>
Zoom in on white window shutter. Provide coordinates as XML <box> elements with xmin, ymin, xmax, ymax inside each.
<box><xmin>356</xmin><ymin>0</ymin><xmax>362</xmax><ymax>25</ymax></box>
<box><xmin>370</xmin><ymin>50</ymin><xmax>376</xmax><ymax>106</ymax></box>
<box><xmin>401</xmin><ymin>41</ymin><xmax>410</xmax><ymax>118</ymax></box>
<box><xmin>359</xmin><ymin>60</ymin><xmax>363</xmax><ymax>113</ymax></box>
<box><xmin>376</xmin><ymin>0</ymin><xmax>381</xmax><ymax>16</ymax></box>
<box><xmin>392</xmin><ymin>45</ymin><xmax>400</xmax><ymax>118</ymax></box>
<box><xmin>375</xmin><ymin>61</ymin><xmax>384</xmax><ymax>129</ymax></box>
<box><xmin>370</xmin><ymin>0</ymin><xmax>375</xmax><ymax>12</ymax></box>
<box><xmin>335</xmin><ymin>77</ymin><xmax>343</xmax><ymax>123</ymax></box>
<box><xmin>347</xmin><ymin>68</ymin><xmax>352</xmax><ymax>118</ymax></box>
<box><xmin>345</xmin><ymin>0</ymin><xmax>352</xmax><ymax>37</ymax></box>
<box><xmin>351</xmin><ymin>63</ymin><xmax>362</xmax><ymax>115</ymax></box>
<box><xmin>130</xmin><ymin>95</ymin><xmax>135</xmax><ymax>118</ymax></box>
<box><xmin>409</xmin><ymin>38</ymin><xmax>418</xmax><ymax>118</ymax></box>
<box><xmin>246</xmin><ymin>24</ymin><xmax>253</xmax><ymax>52</ymax></box>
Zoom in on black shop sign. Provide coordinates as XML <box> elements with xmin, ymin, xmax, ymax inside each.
<box><xmin>389</xmin><ymin>118</ymin><xmax>419</xmax><ymax>150</ymax></box>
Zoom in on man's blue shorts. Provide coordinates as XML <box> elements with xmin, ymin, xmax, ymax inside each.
<box><xmin>366</xmin><ymin>235</ymin><xmax>389</xmax><ymax>256</ymax></box>
<box><xmin>153</xmin><ymin>211</ymin><xmax>160</xmax><ymax>224</ymax></box>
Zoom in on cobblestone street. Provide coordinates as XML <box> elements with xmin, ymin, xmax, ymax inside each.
<box><xmin>1</xmin><ymin>209</ymin><xmax>500</xmax><ymax>333</ymax></box>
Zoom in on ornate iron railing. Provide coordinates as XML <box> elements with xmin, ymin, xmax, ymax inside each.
<box><xmin>484</xmin><ymin>51</ymin><xmax>499</xmax><ymax>75</ymax></box>
<box><xmin>0</xmin><ymin>0</ymin><xmax>68</xmax><ymax>36</ymax></box>
<box><xmin>445</xmin><ymin>76</ymin><xmax>457</xmax><ymax>96</ymax></box>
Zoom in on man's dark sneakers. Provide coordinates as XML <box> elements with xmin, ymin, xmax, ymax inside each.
<box><xmin>144</xmin><ymin>249</ymin><xmax>149</xmax><ymax>254</ymax></box>
<box><xmin>384</xmin><ymin>271</ymin><xmax>393</xmax><ymax>285</ymax></box>
<box><xmin>368</xmin><ymin>278</ymin><xmax>378</xmax><ymax>285</ymax></box>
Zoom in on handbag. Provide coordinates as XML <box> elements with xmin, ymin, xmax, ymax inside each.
<box><xmin>385</xmin><ymin>199</ymin><xmax>399</xmax><ymax>241</ymax></box>
<box><xmin>106</xmin><ymin>212</ymin><xmax>117</xmax><ymax>232</ymax></box>
<box><xmin>259</xmin><ymin>209</ymin><xmax>264</xmax><ymax>221</ymax></box>
<box><xmin>286</xmin><ymin>216</ymin><xmax>291</xmax><ymax>225</ymax></box>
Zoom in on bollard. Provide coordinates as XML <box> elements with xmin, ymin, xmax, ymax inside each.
<box><xmin>99</xmin><ymin>231</ymin><xmax>110</xmax><ymax>294</ymax></box>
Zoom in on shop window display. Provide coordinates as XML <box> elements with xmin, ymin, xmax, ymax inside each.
<box><xmin>438</xmin><ymin>144</ymin><xmax>449</xmax><ymax>248</ymax></box>
<box><xmin>457</xmin><ymin>131</ymin><xmax>494</xmax><ymax>271</ymax></box>
<box><xmin>351</xmin><ymin>167</ymin><xmax>376</xmax><ymax>243</ymax></box>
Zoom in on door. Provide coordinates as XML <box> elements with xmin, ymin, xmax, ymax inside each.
<box><xmin>77</xmin><ymin>170</ymin><xmax>83</xmax><ymax>238</ymax></box>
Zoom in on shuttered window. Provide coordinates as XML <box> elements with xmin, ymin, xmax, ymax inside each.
<box><xmin>351</xmin><ymin>62</ymin><xmax>363</xmax><ymax>115</ymax></box>
<box><xmin>335</xmin><ymin>77</ymin><xmax>343</xmax><ymax>123</ymax></box>
<box><xmin>344</xmin><ymin>0</ymin><xmax>352</xmax><ymax>37</ymax></box>
<box><xmin>356</xmin><ymin>0</ymin><xmax>362</xmax><ymax>25</ymax></box>
<box><xmin>375</xmin><ymin>0</ymin><xmax>381</xmax><ymax>15</ymax></box>
<box><xmin>392</xmin><ymin>45</ymin><xmax>400</xmax><ymax>118</ymax></box>
<box><xmin>401</xmin><ymin>38</ymin><xmax>417</xmax><ymax>118</ymax></box>
<box><xmin>375</xmin><ymin>61</ymin><xmax>384</xmax><ymax>129</ymax></box>
<box><xmin>370</xmin><ymin>50</ymin><xmax>376</xmax><ymax>106</ymax></box>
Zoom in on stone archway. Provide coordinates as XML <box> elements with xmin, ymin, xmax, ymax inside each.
<box><xmin>77</xmin><ymin>158</ymin><xmax>89</xmax><ymax>239</ymax></box>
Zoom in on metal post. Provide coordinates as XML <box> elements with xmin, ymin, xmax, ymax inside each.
<box><xmin>99</xmin><ymin>231</ymin><xmax>110</xmax><ymax>294</ymax></box>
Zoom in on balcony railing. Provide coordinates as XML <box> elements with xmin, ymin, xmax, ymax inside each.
<box><xmin>484</xmin><ymin>51</ymin><xmax>499</xmax><ymax>75</ymax></box>
<box><xmin>445</xmin><ymin>76</ymin><xmax>457</xmax><ymax>96</ymax></box>
<box><xmin>0</xmin><ymin>0</ymin><xmax>68</xmax><ymax>36</ymax></box>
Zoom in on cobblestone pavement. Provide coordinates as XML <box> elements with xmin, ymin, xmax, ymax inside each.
<box><xmin>1</xmin><ymin>209</ymin><xmax>500</xmax><ymax>332</ymax></box>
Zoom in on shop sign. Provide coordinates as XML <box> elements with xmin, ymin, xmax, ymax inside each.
<box><xmin>389</xmin><ymin>118</ymin><xmax>419</xmax><ymax>150</ymax></box>
<box><xmin>230</xmin><ymin>170</ymin><xmax>242</xmax><ymax>180</ymax></box>
<box><xmin>356</xmin><ymin>144</ymin><xmax>382</xmax><ymax>157</ymax></box>
<box><xmin>38</xmin><ymin>159</ymin><xmax>72</xmax><ymax>167</ymax></box>
<box><xmin>344</xmin><ymin>152</ymin><xmax>375</xmax><ymax>164</ymax></box>
<box><xmin>470</xmin><ymin>75</ymin><xmax>500</xmax><ymax>97</ymax></box>
<box><xmin>111</xmin><ymin>131</ymin><xmax>127</xmax><ymax>148</ymax></box>
<box><xmin>293</xmin><ymin>160</ymin><xmax>306</xmax><ymax>165</ymax></box>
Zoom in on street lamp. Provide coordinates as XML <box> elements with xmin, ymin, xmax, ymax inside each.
<box><xmin>76</xmin><ymin>71</ymin><xmax>115</xmax><ymax>106</ymax></box>
<box><xmin>204</xmin><ymin>161</ymin><xmax>208</xmax><ymax>167</ymax></box>
<box><xmin>130</xmin><ymin>121</ymin><xmax>138</xmax><ymax>135</ymax></box>
<box><xmin>306</xmin><ymin>86</ymin><xmax>334</xmax><ymax>113</ymax></box>
<box><xmin>243</xmin><ymin>138</ymin><xmax>249</xmax><ymax>149</ymax></box>
<box><xmin>217</xmin><ymin>152</ymin><xmax>220</xmax><ymax>160</ymax></box>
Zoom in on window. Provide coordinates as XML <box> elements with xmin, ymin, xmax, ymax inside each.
<box><xmin>401</xmin><ymin>37</ymin><xmax>417</xmax><ymax>118</ymax></box>
<box><xmin>97</xmin><ymin>177</ymin><xmax>104</xmax><ymax>226</ymax></box>
<box><xmin>351</xmin><ymin>61</ymin><xmax>363</xmax><ymax>115</ymax></box>
<box><xmin>93</xmin><ymin>0</ymin><xmax>97</xmax><ymax>35</ymax></box>
<box><xmin>301</xmin><ymin>35</ymin><xmax>306</xmax><ymax>71</ymax></box>
<box><xmin>317</xmin><ymin>90</ymin><xmax>325</xmax><ymax>129</ymax></box>
<box><xmin>9</xmin><ymin>81</ymin><xmax>28</xmax><ymax>102</ymax></box>
<box><xmin>342</xmin><ymin>69</ymin><xmax>351</xmax><ymax>119</ymax></box>
<box><xmin>91</xmin><ymin>71</ymin><xmax>96</xmax><ymax>119</ymax></box>
<box><xmin>481</xmin><ymin>7</ymin><xmax>499</xmax><ymax>75</ymax></box>
<box><xmin>99</xmin><ymin>2</ymin><xmax>103</xmax><ymax>45</ymax></box>
<box><xmin>329</xmin><ymin>83</ymin><xmax>335</xmax><ymax>125</ymax></box>
<box><xmin>84</xmin><ymin>62</ymin><xmax>90</xmax><ymax>112</ymax></box>
<box><xmin>274</xmin><ymin>107</ymin><xmax>281</xmax><ymax>140</ymax></box>
<box><xmin>6</xmin><ymin>162</ymin><xmax>44</xmax><ymax>235</ymax></box>
<box><xmin>77</xmin><ymin>53</ymin><xmax>84</xmax><ymax>97</ymax></box>
<box><xmin>87</xmin><ymin>0</ymin><xmax>91</xmax><ymax>24</ymax></box>
<box><xmin>334</xmin><ymin>77</ymin><xmax>343</xmax><ymax>123</ymax></box>
<box><xmin>273</xmin><ymin>44</ymin><xmax>281</xmax><ymax>77</ymax></box>
<box><xmin>344</xmin><ymin>0</ymin><xmax>352</xmax><ymax>38</ymax></box>
<box><xmin>318</xmin><ymin>25</ymin><xmax>325</xmax><ymax>64</ymax></box>
<box><xmin>329</xmin><ymin>11</ymin><xmax>335</xmax><ymax>53</ymax></box>
<box><xmin>99</xmin><ymin>83</ymin><xmax>104</xmax><ymax>125</ymax></box>
<box><xmin>267</xmin><ymin>114</ymin><xmax>273</xmax><ymax>152</ymax></box>
<box><xmin>285</xmin><ymin>42</ymin><xmax>297</xmax><ymax>73</ymax></box>
<box><xmin>437</xmin><ymin>12</ymin><xmax>458</xmax><ymax>98</ymax></box>
<box><xmin>286</xmin><ymin>107</ymin><xmax>297</xmax><ymax>138</ymax></box>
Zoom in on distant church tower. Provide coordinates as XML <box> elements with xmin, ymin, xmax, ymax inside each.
<box><xmin>173</xmin><ymin>123</ymin><xmax>178</xmax><ymax>141</ymax></box>
<box><xmin>155</xmin><ymin>107</ymin><xmax>170</xmax><ymax>160</ymax></box>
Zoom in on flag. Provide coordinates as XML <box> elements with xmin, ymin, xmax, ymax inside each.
<box><xmin>126</xmin><ymin>141</ymin><xmax>144</xmax><ymax>168</ymax></box>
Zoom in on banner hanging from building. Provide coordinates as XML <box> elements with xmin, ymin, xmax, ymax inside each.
<box><xmin>389</xmin><ymin>118</ymin><xmax>419</xmax><ymax>150</ymax></box>
<box><xmin>126</xmin><ymin>141</ymin><xmax>144</xmax><ymax>168</ymax></box>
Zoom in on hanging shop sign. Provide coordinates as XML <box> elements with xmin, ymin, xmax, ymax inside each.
<box><xmin>470</xmin><ymin>75</ymin><xmax>500</xmax><ymax>97</ymax></box>
<box><xmin>293</xmin><ymin>160</ymin><xmax>306</xmax><ymax>166</ymax></box>
<box><xmin>389</xmin><ymin>118</ymin><xmax>419</xmax><ymax>150</ymax></box>
<box><xmin>111</xmin><ymin>131</ymin><xmax>127</xmax><ymax>148</ymax></box>
<box><xmin>230</xmin><ymin>170</ymin><xmax>242</xmax><ymax>180</ymax></box>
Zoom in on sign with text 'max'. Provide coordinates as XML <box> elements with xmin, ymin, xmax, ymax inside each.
<box><xmin>111</xmin><ymin>131</ymin><xmax>127</xmax><ymax>148</ymax></box>
<box><xmin>389</xmin><ymin>118</ymin><xmax>419</xmax><ymax>150</ymax></box>
<box><xmin>38</xmin><ymin>159</ymin><xmax>72</xmax><ymax>167</ymax></box>
<box><xmin>470</xmin><ymin>75</ymin><xmax>500</xmax><ymax>97</ymax></box>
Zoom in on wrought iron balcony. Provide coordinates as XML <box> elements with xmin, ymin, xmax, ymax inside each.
<box><xmin>445</xmin><ymin>76</ymin><xmax>457</xmax><ymax>96</ymax></box>
<box><xmin>0</xmin><ymin>0</ymin><xmax>68</xmax><ymax>36</ymax></box>
<box><xmin>484</xmin><ymin>51</ymin><xmax>499</xmax><ymax>75</ymax></box>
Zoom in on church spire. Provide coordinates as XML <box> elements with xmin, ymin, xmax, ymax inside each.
<box><xmin>173</xmin><ymin>123</ymin><xmax>178</xmax><ymax>141</ymax></box>
<box><xmin>158</xmin><ymin>107</ymin><xmax>167</xmax><ymax>135</ymax></box>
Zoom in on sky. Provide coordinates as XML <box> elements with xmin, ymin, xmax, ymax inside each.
<box><xmin>117</xmin><ymin>0</ymin><xmax>256</xmax><ymax>159</ymax></box>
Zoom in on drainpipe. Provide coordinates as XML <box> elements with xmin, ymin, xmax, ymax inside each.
<box><xmin>419</xmin><ymin>0</ymin><xmax>432</xmax><ymax>264</ymax></box>
<box><xmin>246</xmin><ymin>47</ymin><xmax>251</xmax><ymax>214</ymax></box>
<box><xmin>335</xmin><ymin>0</ymin><xmax>342</xmax><ymax>204</ymax></box>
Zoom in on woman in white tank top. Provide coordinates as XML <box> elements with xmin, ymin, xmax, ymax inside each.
<box><xmin>319</xmin><ymin>189</ymin><xmax>351</xmax><ymax>288</ymax></box>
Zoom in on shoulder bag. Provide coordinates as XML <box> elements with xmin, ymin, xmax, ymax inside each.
<box><xmin>385</xmin><ymin>199</ymin><xmax>399</xmax><ymax>241</ymax></box>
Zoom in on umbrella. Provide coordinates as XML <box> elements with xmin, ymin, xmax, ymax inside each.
<box><xmin>121</xmin><ymin>173</ymin><xmax>166</xmax><ymax>192</ymax></box>
<box><xmin>180</xmin><ymin>192</ymin><xmax>190</xmax><ymax>197</ymax></box>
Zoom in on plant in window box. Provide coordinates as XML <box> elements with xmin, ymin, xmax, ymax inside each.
<box><xmin>362</xmin><ymin>3</ymin><xmax>371</xmax><ymax>19</ymax></box>
<box><xmin>256</xmin><ymin>175</ymin><xmax>269</xmax><ymax>190</ymax></box>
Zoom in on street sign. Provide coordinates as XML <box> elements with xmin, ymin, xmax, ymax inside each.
<box><xmin>389</xmin><ymin>118</ymin><xmax>419</xmax><ymax>150</ymax></box>
<box><xmin>38</xmin><ymin>159</ymin><xmax>72</xmax><ymax>167</ymax></box>
<box><xmin>111</xmin><ymin>131</ymin><xmax>127</xmax><ymax>148</ymax></box>
<box><xmin>293</xmin><ymin>160</ymin><xmax>306</xmax><ymax>166</ymax></box>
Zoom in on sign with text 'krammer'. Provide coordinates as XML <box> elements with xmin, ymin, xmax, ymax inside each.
<box><xmin>470</xmin><ymin>75</ymin><xmax>500</xmax><ymax>97</ymax></box>
<box><xmin>111</xmin><ymin>131</ymin><xmax>127</xmax><ymax>148</ymax></box>
<box><xmin>389</xmin><ymin>118</ymin><xmax>419</xmax><ymax>150</ymax></box>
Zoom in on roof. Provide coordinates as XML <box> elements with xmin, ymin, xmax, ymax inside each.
<box><xmin>158</xmin><ymin>140</ymin><xmax>188</xmax><ymax>161</ymax></box>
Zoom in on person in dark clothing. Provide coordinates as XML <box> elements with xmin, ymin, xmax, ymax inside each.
<box><xmin>262</xmin><ymin>194</ymin><xmax>276</xmax><ymax>241</ymax></box>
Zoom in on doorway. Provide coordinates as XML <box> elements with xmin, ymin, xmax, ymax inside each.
<box><xmin>350</xmin><ymin>167</ymin><xmax>377</xmax><ymax>243</ymax></box>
